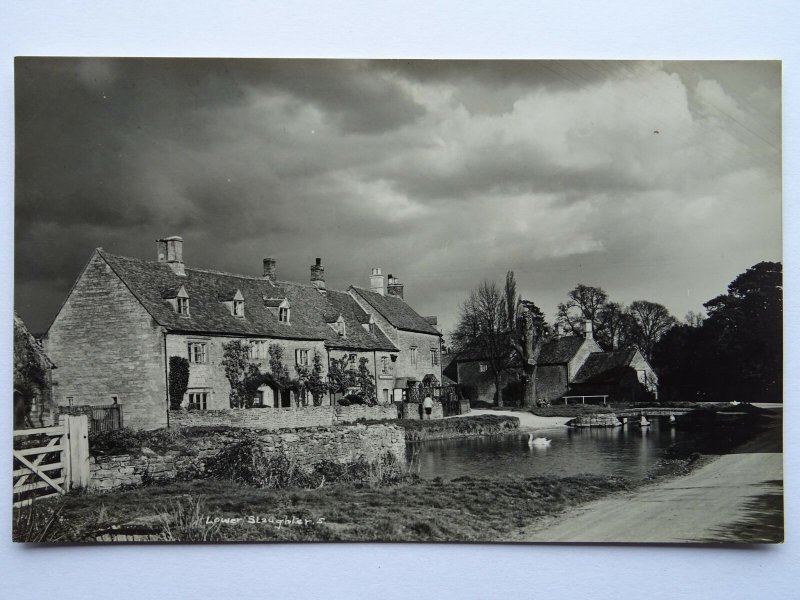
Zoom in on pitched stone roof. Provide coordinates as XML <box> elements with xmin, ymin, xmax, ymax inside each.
<box><xmin>571</xmin><ymin>349</ymin><xmax>637</xmax><ymax>384</ymax></box>
<box><xmin>98</xmin><ymin>250</ymin><xmax>398</xmax><ymax>351</ymax></box>
<box><xmin>349</xmin><ymin>286</ymin><xmax>441</xmax><ymax>336</ymax></box>
<box><xmin>537</xmin><ymin>335</ymin><xmax>586</xmax><ymax>365</ymax></box>
<box><xmin>452</xmin><ymin>335</ymin><xmax>586</xmax><ymax>365</ymax></box>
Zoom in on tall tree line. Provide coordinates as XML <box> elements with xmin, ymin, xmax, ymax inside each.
<box><xmin>652</xmin><ymin>261</ymin><xmax>782</xmax><ymax>403</ymax></box>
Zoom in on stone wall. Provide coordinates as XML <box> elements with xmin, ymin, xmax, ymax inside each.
<box><xmin>170</xmin><ymin>404</ymin><xmax>399</xmax><ymax>430</ymax></box>
<box><xmin>89</xmin><ymin>423</ymin><xmax>405</xmax><ymax>492</ymax></box>
<box><xmin>335</xmin><ymin>404</ymin><xmax>398</xmax><ymax>423</ymax></box>
<box><xmin>44</xmin><ymin>252</ymin><xmax>167</xmax><ymax>430</ymax></box>
<box><xmin>169</xmin><ymin>406</ymin><xmax>335</xmax><ymax>429</ymax></box>
<box><xmin>400</xmin><ymin>401</ymin><xmax>444</xmax><ymax>420</ymax></box>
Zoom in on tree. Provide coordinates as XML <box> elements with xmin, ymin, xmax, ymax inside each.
<box><xmin>168</xmin><ymin>356</ymin><xmax>190</xmax><ymax>409</ymax></box>
<box><xmin>703</xmin><ymin>261</ymin><xmax>782</xmax><ymax>402</ymax></box>
<box><xmin>502</xmin><ymin>271</ymin><xmax>550</xmax><ymax>407</ymax></box>
<box><xmin>452</xmin><ymin>280</ymin><xmax>513</xmax><ymax>406</ymax></box>
<box><xmin>625</xmin><ymin>300</ymin><xmax>677</xmax><ymax>362</ymax></box>
<box><xmin>295</xmin><ymin>350</ymin><xmax>328</xmax><ymax>406</ymax></box>
<box><xmin>267</xmin><ymin>343</ymin><xmax>291</xmax><ymax>389</ymax></box>
<box><xmin>221</xmin><ymin>340</ymin><xmax>262</xmax><ymax>408</ymax></box>
<box><xmin>652</xmin><ymin>261</ymin><xmax>782</xmax><ymax>403</ymax></box>
<box><xmin>556</xmin><ymin>284</ymin><xmax>609</xmax><ymax>343</ymax></box>
<box><xmin>596</xmin><ymin>302</ymin><xmax>632</xmax><ymax>350</ymax></box>
<box><xmin>356</xmin><ymin>357</ymin><xmax>377</xmax><ymax>404</ymax></box>
<box><xmin>327</xmin><ymin>355</ymin><xmax>358</xmax><ymax>400</ymax></box>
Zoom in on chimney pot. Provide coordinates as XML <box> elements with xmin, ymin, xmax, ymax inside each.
<box><xmin>387</xmin><ymin>274</ymin><xmax>405</xmax><ymax>300</ymax></box>
<box><xmin>583</xmin><ymin>320</ymin><xmax>593</xmax><ymax>337</ymax></box>
<box><xmin>369</xmin><ymin>267</ymin><xmax>385</xmax><ymax>296</ymax></box>
<box><xmin>310</xmin><ymin>257</ymin><xmax>326</xmax><ymax>292</ymax></box>
<box><xmin>263</xmin><ymin>257</ymin><xmax>276</xmax><ymax>281</ymax></box>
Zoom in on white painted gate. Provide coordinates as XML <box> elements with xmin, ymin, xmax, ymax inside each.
<box><xmin>13</xmin><ymin>415</ymin><xmax>90</xmax><ymax>508</ymax></box>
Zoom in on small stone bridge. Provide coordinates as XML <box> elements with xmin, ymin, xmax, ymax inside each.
<box><xmin>616</xmin><ymin>407</ymin><xmax>694</xmax><ymax>418</ymax></box>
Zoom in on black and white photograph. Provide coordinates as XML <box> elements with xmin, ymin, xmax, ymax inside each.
<box><xmin>12</xmin><ymin>57</ymin><xmax>783</xmax><ymax>545</ymax></box>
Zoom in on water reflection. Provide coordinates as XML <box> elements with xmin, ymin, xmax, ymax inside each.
<box><xmin>410</xmin><ymin>418</ymin><xmax>689</xmax><ymax>481</ymax></box>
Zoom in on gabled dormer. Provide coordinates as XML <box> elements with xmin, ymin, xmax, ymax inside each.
<box><xmin>219</xmin><ymin>289</ymin><xmax>245</xmax><ymax>317</ymax></box>
<box><xmin>328</xmin><ymin>314</ymin><xmax>346</xmax><ymax>337</ymax></box>
<box><xmin>361</xmin><ymin>314</ymin><xmax>376</xmax><ymax>334</ymax></box>
<box><xmin>162</xmin><ymin>285</ymin><xmax>190</xmax><ymax>316</ymax></box>
<box><xmin>264</xmin><ymin>297</ymin><xmax>291</xmax><ymax>324</ymax></box>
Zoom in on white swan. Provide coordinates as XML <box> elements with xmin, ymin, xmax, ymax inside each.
<box><xmin>730</xmin><ymin>400</ymin><xmax>740</xmax><ymax>406</ymax></box>
<box><xmin>639</xmin><ymin>415</ymin><xmax>651</xmax><ymax>427</ymax></box>
<box><xmin>528</xmin><ymin>433</ymin><xmax>551</xmax><ymax>447</ymax></box>
<box><xmin>669</xmin><ymin>414</ymin><xmax>676</xmax><ymax>425</ymax></box>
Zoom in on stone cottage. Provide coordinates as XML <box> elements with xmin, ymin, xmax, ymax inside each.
<box><xmin>454</xmin><ymin>321</ymin><xmax>658</xmax><ymax>405</ymax></box>
<box><xmin>44</xmin><ymin>236</ymin><xmax>442</xmax><ymax>429</ymax></box>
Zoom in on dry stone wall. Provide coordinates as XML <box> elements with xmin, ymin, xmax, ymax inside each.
<box><xmin>169</xmin><ymin>404</ymin><xmax>398</xmax><ymax>430</ymax></box>
<box><xmin>89</xmin><ymin>423</ymin><xmax>405</xmax><ymax>492</ymax></box>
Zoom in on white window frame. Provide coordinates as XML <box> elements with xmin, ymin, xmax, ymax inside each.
<box><xmin>479</xmin><ymin>363</ymin><xmax>488</xmax><ymax>373</ymax></box>
<box><xmin>430</xmin><ymin>348</ymin><xmax>439</xmax><ymax>367</ymax></box>
<box><xmin>410</xmin><ymin>346</ymin><xmax>418</xmax><ymax>366</ymax></box>
<box><xmin>279</xmin><ymin>306</ymin><xmax>290</xmax><ymax>323</ymax></box>
<box><xmin>188</xmin><ymin>342</ymin><xmax>208</xmax><ymax>364</ymax></box>
<box><xmin>381</xmin><ymin>356</ymin><xmax>390</xmax><ymax>374</ymax></box>
<box><xmin>233</xmin><ymin>299</ymin><xmax>244</xmax><ymax>317</ymax></box>
<box><xmin>177</xmin><ymin>296</ymin><xmax>190</xmax><ymax>315</ymax></box>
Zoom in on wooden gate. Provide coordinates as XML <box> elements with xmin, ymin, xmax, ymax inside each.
<box><xmin>13</xmin><ymin>415</ymin><xmax>90</xmax><ymax>508</ymax></box>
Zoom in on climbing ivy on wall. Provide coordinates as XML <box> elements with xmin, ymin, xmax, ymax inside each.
<box><xmin>168</xmin><ymin>356</ymin><xmax>190</xmax><ymax>409</ymax></box>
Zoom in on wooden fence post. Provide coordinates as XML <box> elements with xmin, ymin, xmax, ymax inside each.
<box><xmin>65</xmin><ymin>415</ymin><xmax>90</xmax><ymax>490</ymax></box>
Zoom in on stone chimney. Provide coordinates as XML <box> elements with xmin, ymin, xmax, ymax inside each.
<box><xmin>553</xmin><ymin>322</ymin><xmax>562</xmax><ymax>340</ymax></box>
<box><xmin>310</xmin><ymin>258</ymin><xmax>326</xmax><ymax>293</ymax></box>
<box><xmin>369</xmin><ymin>268</ymin><xmax>385</xmax><ymax>296</ymax></box>
<box><xmin>387</xmin><ymin>274</ymin><xmax>404</xmax><ymax>300</ymax></box>
<box><xmin>263</xmin><ymin>257</ymin><xmax>276</xmax><ymax>281</ymax></box>
<box><xmin>583</xmin><ymin>320</ymin><xmax>593</xmax><ymax>338</ymax></box>
<box><xmin>156</xmin><ymin>236</ymin><xmax>185</xmax><ymax>276</ymax></box>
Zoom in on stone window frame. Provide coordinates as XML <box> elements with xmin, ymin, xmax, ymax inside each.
<box><xmin>479</xmin><ymin>362</ymin><xmax>488</xmax><ymax>373</ymax></box>
<box><xmin>410</xmin><ymin>346</ymin><xmax>418</xmax><ymax>366</ymax></box>
<box><xmin>177</xmin><ymin>296</ymin><xmax>190</xmax><ymax>315</ymax></box>
<box><xmin>188</xmin><ymin>341</ymin><xmax>208</xmax><ymax>364</ymax></box>
<box><xmin>232</xmin><ymin>299</ymin><xmax>244</xmax><ymax>317</ymax></box>
<box><xmin>249</xmin><ymin>340</ymin><xmax>268</xmax><ymax>360</ymax></box>
<box><xmin>381</xmin><ymin>356</ymin><xmax>390</xmax><ymax>374</ymax></box>
<box><xmin>186</xmin><ymin>389</ymin><xmax>210</xmax><ymax>410</ymax></box>
<box><xmin>430</xmin><ymin>348</ymin><xmax>439</xmax><ymax>367</ymax></box>
<box><xmin>296</xmin><ymin>348</ymin><xmax>310</xmax><ymax>367</ymax></box>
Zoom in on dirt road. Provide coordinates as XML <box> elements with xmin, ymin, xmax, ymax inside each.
<box><xmin>513</xmin><ymin>418</ymin><xmax>783</xmax><ymax>543</ymax></box>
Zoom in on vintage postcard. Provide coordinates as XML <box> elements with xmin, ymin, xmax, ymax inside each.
<box><xmin>12</xmin><ymin>58</ymin><xmax>782</xmax><ymax>543</ymax></box>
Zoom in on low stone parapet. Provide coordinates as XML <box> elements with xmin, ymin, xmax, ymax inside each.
<box><xmin>401</xmin><ymin>401</ymin><xmax>444</xmax><ymax>420</ymax></box>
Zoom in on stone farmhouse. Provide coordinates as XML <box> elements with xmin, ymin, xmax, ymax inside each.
<box><xmin>452</xmin><ymin>321</ymin><xmax>658</xmax><ymax>405</ymax></box>
<box><xmin>44</xmin><ymin>236</ymin><xmax>442</xmax><ymax>429</ymax></box>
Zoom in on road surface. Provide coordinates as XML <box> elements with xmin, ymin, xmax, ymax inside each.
<box><xmin>512</xmin><ymin>413</ymin><xmax>783</xmax><ymax>543</ymax></box>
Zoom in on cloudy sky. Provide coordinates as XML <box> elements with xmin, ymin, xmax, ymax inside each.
<box><xmin>14</xmin><ymin>58</ymin><xmax>781</xmax><ymax>336</ymax></box>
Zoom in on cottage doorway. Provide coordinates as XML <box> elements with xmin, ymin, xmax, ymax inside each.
<box><xmin>279</xmin><ymin>389</ymin><xmax>292</xmax><ymax>408</ymax></box>
<box><xmin>255</xmin><ymin>385</ymin><xmax>278</xmax><ymax>408</ymax></box>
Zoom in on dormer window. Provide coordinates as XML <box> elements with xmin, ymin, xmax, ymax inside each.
<box><xmin>220</xmin><ymin>289</ymin><xmax>245</xmax><ymax>317</ymax></box>
<box><xmin>329</xmin><ymin>314</ymin><xmax>346</xmax><ymax>337</ymax></box>
<box><xmin>264</xmin><ymin>297</ymin><xmax>291</xmax><ymax>324</ymax></box>
<box><xmin>163</xmin><ymin>285</ymin><xmax>190</xmax><ymax>316</ymax></box>
<box><xmin>362</xmin><ymin>314</ymin><xmax>376</xmax><ymax>334</ymax></box>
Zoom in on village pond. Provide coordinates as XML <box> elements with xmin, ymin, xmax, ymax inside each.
<box><xmin>409</xmin><ymin>418</ymin><xmax>698</xmax><ymax>481</ymax></box>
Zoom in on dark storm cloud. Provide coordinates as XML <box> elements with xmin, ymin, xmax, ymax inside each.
<box><xmin>14</xmin><ymin>59</ymin><xmax>781</xmax><ymax>334</ymax></box>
